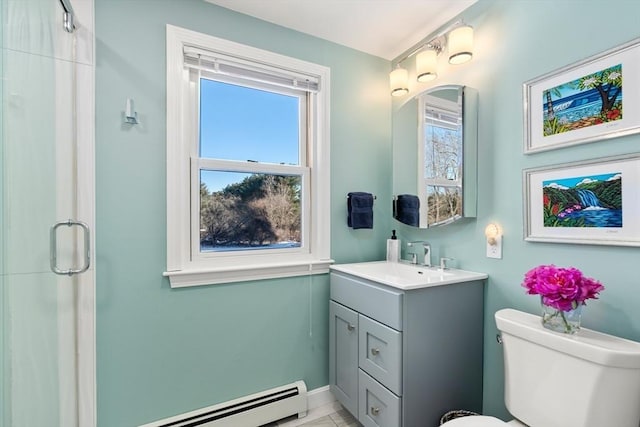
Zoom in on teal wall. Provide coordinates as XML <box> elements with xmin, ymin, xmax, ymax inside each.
<box><xmin>0</xmin><ymin>4</ymin><xmax>5</xmax><ymax>422</ymax></box>
<box><xmin>96</xmin><ymin>0</ymin><xmax>640</xmax><ymax>425</ymax></box>
<box><xmin>393</xmin><ymin>0</ymin><xmax>640</xmax><ymax>420</ymax></box>
<box><xmin>95</xmin><ymin>0</ymin><xmax>390</xmax><ymax>425</ymax></box>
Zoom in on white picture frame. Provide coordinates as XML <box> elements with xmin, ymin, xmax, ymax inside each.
<box><xmin>523</xmin><ymin>153</ymin><xmax>640</xmax><ymax>246</ymax></box>
<box><xmin>523</xmin><ymin>37</ymin><xmax>640</xmax><ymax>154</ymax></box>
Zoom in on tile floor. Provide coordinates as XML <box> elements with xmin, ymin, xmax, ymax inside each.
<box><xmin>261</xmin><ymin>401</ymin><xmax>362</xmax><ymax>427</ymax></box>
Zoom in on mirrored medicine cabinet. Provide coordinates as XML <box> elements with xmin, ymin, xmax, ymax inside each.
<box><xmin>392</xmin><ymin>85</ymin><xmax>478</xmax><ymax>228</ymax></box>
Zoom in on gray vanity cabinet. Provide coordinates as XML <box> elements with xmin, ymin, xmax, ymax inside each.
<box><xmin>329</xmin><ymin>270</ymin><xmax>484</xmax><ymax>427</ymax></box>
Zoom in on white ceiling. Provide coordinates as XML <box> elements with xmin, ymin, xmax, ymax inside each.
<box><xmin>204</xmin><ymin>0</ymin><xmax>477</xmax><ymax>60</ymax></box>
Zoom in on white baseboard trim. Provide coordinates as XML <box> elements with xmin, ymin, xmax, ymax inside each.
<box><xmin>307</xmin><ymin>385</ymin><xmax>335</xmax><ymax>411</ymax></box>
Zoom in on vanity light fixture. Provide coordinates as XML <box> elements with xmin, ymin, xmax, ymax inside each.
<box><xmin>389</xmin><ymin>20</ymin><xmax>474</xmax><ymax>95</ymax></box>
<box><xmin>416</xmin><ymin>45</ymin><xmax>440</xmax><ymax>82</ymax></box>
<box><xmin>448</xmin><ymin>24</ymin><xmax>474</xmax><ymax>65</ymax></box>
<box><xmin>484</xmin><ymin>223</ymin><xmax>502</xmax><ymax>259</ymax></box>
<box><xmin>390</xmin><ymin>64</ymin><xmax>409</xmax><ymax>97</ymax></box>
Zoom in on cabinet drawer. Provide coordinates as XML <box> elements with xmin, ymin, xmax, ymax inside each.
<box><xmin>358</xmin><ymin>369</ymin><xmax>401</xmax><ymax>427</ymax></box>
<box><xmin>330</xmin><ymin>272</ymin><xmax>403</xmax><ymax>330</ymax></box>
<box><xmin>359</xmin><ymin>314</ymin><xmax>402</xmax><ymax>395</ymax></box>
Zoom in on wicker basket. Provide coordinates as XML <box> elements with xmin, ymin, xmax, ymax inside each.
<box><xmin>439</xmin><ymin>410</ymin><xmax>480</xmax><ymax>425</ymax></box>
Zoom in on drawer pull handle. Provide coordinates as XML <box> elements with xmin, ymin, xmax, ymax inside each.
<box><xmin>347</xmin><ymin>323</ymin><xmax>355</xmax><ymax>331</ymax></box>
<box><xmin>371</xmin><ymin>348</ymin><xmax>380</xmax><ymax>356</ymax></box>
<box><xmin>371</xmin><ymin>406</ymin><xmax>380</xmax><ymax>416</ymax></box>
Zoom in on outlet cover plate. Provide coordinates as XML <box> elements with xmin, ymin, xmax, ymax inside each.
<box><xmin>486</xmin><ymin>236</ymin><xmax>502</xmax><ymax>259</ymax></box>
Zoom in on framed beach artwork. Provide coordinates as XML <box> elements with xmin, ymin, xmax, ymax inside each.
<box><xmin>524</xmin><ymin>154</ymin><xmax>640</xmax><ymax>246</ymax></box>
<box><xmin>523</xmin><ymin>37</ymin><xmax>640</xmax><ymax>154</ymax></box>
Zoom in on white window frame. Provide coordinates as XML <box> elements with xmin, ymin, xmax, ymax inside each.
<box><xmin>164</xmin><ymin>25</ymin><xmax>332</xmax><ymax>288</ymax></box>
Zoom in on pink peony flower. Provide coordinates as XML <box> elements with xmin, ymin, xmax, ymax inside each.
<box><xmin>522</xmin><ymin>264</ymin><xmax>604</xmax><ymax>311</ymax></box>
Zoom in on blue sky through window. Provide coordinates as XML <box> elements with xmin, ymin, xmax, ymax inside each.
<box><xmin>199</xmin><ymin>79</ymin><xmax>300</xmax><ymax>192</ymax></box>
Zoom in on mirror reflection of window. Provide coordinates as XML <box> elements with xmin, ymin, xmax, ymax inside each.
<box><xmin>423</xmin><ymin>97</ymin><xmax>462</xmax><ymax>181</ymax></box>
<box><xmin>421</xmin><ymin>91</ymin><xmax>463</xmax><ymax>226</ymax></box>
<box><xmin>426</xmin><ymin>186</ymin><xmax>462</xmax><ymax>226</ymax></box>
<box><xmin>392</xmin><ymin>85</ymin><xmax>477</xmax><ymax>229</ymax></box>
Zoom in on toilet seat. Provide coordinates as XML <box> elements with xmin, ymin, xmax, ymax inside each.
<box><xmin>441</xmin><ymin>415</ymin><xmax>509</xmax><ymax>426</ymax></box>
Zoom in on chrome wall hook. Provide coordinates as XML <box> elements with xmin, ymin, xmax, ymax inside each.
<box><xmin>124</xmin><ymin>98</ymin><xmax>139</xmax><ymax>124</ymax></box>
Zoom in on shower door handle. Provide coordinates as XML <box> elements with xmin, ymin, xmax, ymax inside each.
<box><xmin>50</xmin><ymin>219</ymin><xmax>91</xmax><ymax>276</ymax></box>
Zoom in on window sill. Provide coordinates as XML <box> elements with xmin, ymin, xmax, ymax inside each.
<box><xmin>163</xmin><ymin>259</ymin><xmax>334</xmax><ymax>288</ymax></box>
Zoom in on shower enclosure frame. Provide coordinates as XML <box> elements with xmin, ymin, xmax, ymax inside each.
<box><xmin>1</xmin><ymin>0</ymin><xmax>96</xmax><ymax>425</ymax></box>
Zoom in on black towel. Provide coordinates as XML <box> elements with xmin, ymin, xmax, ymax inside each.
<box><xmin>347</xmin><ymin>192</ymin><xmax>374</xmax><ymax>229</ymax></box>
<box><xmin>395</xmin><ymin>194</ymin><xmax>420</xmax><ymax>227</ymax></box>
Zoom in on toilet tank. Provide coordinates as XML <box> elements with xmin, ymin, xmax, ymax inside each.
<box><xmin>495</xmin><ymin>309</ymin><xmax>640</xmax><ymax>427</ymax></box>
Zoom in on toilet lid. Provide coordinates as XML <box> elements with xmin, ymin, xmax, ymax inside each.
<box><xmin>442</xmin><ymin>415</ymin><xmax>509</xmax><ymax>427</ymax></box>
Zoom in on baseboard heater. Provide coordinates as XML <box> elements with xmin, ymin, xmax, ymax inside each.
<box><xmin>140</xmin><ymin>381</ymin><xmax>308</xmax><ymax>427</ymax></box>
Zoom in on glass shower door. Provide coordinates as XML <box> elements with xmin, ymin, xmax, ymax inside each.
<box><xmin>1</xmin><ymin>0</ymin><xmax>95</xmax><ymax>426</ymax></box>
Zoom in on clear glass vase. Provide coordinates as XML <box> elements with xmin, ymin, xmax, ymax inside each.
<box><xmin>541</xmin><ymin>299</ymin><xmax>583</xmax><ymax>334</ymax></box>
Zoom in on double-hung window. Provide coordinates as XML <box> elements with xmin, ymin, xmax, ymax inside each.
<box><xmin>165</xmin><ymin>25</ymin><xmax>331</xmax><ymax>287</ymax></box>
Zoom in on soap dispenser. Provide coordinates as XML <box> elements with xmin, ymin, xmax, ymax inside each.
<box><xmin>386</xmin><ymin>230</ymin><xmax>400</xmax><ymax>262</ymax></box>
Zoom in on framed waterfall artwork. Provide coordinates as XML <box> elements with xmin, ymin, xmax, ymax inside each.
<box><xmin>523</xmin><ymin>154</ymin><xmax>640</xmax><ymax>247</ymax></box>
<box><xmin>523</xmin><ymin>37</ymin><xmax>640</xmax><ymax>154</ymax></box>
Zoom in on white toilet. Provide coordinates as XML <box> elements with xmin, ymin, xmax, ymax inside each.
<box><xmin>443</xmin><ymin>308</ymin><xmax>640</xmax><ymax>427</ymax></box>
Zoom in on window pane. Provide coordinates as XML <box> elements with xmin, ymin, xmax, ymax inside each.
<box><xmin>199</xmin><ymin>79</ymin><xmax>300</xmax><ymax>165</ymax></box>
<box><xmin>200</xmin><ymin>170</ymin><xmax>302</xmax><ymax>252</ymax></box>
<box><xmin>426</xmin><ymin>185</ymin><xmax>462</xmax><ymax>226</ymax></box>
<box><xmin>424</xmin><ymin>123</ymin><xmax>462</xmax><ymax>181</ymax></box>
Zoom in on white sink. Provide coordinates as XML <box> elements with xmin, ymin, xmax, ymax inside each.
<box><xmin>330</xmin><ymin>261</ymin><xmax>488</xmax><ymax>290</ymax></box>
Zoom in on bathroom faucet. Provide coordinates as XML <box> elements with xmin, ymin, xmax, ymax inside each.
<box><xmin>407</xmin><ymin>241</ymin><xmax>431</xmax><ymax>267</ymax></box>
